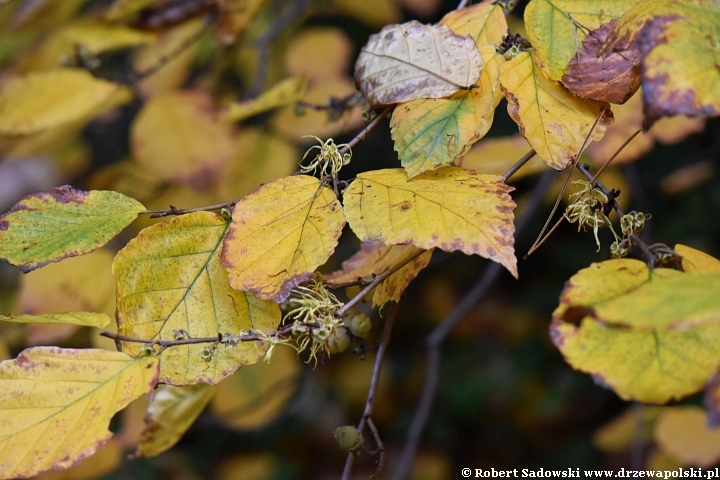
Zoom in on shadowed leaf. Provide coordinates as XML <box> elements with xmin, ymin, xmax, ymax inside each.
<box><xmin>0</xmin><ymin>186</ymin><xmax>144</xmax><ymax>272</ymax></box>
<box><xmin>654</xmin><ymin>407</ymin><xmax>720</xmax><ymax>467</ymax></box>
<box><xmin>222</xmin><ymin>175</ymin><xmax>345</xmax><ymax>302</ymax></box>
<box><xmin>343</xmin><ymin>167</ymin><xmax>517</xmax><ymax>277</ymax></box>
<box><xmin>0</xmin><ymin>312</ymin><xmax>111</xmax><ymax>328</ymax></box>
<box><xmin>354</xmin><ymin>20</ymin><xmax>482</xmax><ymax>108</ymax></box>
<box><xmin>135</xmin><ymin>384</ymin><xmax>217</xmax><ymax>458</ymax></box>
<box><xmin>114</xmin><ymin>211</ymin><xmax>280</xmax><ymax>385</ymax></box>
<box><xmin>0</xmin><ymin>347</ymin><xmax>158</xmax><ymax>479</ymax></box>
<box><xmin>325</xmin><ymin>242</ymin><xmax>433</xmax><ymax>307</ymax></box>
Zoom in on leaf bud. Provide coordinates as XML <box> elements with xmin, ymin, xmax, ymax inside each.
<box><xmin>333</xmin><ymin>425</ymin><xmax>364</xmax><ymax>452</ymax></box>
<box><xmin>327</xmin><ymin>327</ymin><xmax>351</xmax><ymax>354</ymax></box>
<box><xmin>346</xmin><ymin>313</ymin><xmax>372</xmax><ymax>339</ymax></box>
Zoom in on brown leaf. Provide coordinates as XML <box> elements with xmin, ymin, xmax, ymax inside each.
<box><xmin>562</xmin><ymin>19</ymin><xmax>641</xmax><ymax>104</ymax></box>
<box><xmin>354</xmin><ymin>20</ymin><xmax>482</xmax><ymax>108</ymax></box>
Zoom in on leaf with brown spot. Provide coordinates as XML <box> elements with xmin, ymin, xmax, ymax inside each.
<box><xmin>354</xmin><ymin>20</ymin><xmax>482</xmax><ymax>108</ymax></box>
<box><xmin>342</xmin><ymin>167</ymin><xmax>517</xmax><ymax>277</ymax></box>
<box><xmin>325</xmin><ymin>242</ymin><xmax>433</xmax><ymax>307</ymax></box>
<box><xmin>0</xmin><ymin>186</ymin><xmax>144</xmax><ymax>272</ymax></box>
<box><xmin>114</xmin><ymin>211</ymin><xmax>280</xmax><ymax>385</ymax></box>
<box><xmin>0</xmin><ymin>347</ymin><xmax>158</xmax><ymax>479</ymax></box>
<box><xmin>562</xmin><ymin>19</ymin><xmax>641</xmax><ymax>104</ymax></box>
<box><xmin>221</xmin><ymin>175</ymin><xmax>345</xmax><ymax>302</ymax></box>
<box><xmin>498</xmin><ymin>51</ymin><xmax>614</xmax><ymax>170</ymax></box>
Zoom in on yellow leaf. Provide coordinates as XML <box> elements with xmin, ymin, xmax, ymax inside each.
<box><xmin>0</xmin><ymin>312</ymin><xmax>111</xmax><ymax>328</ymax></box>
<box><xmin>135</xmin><ymin>384</ymin><xmax>217</xmax><ymax>457</ymax></box>
<box><xmin>330</xmin><ymin>0</ymin><xmax>400</xmax><ymax>29</ymax></box>
<box><xmin>114</xmin><ymin>211</ymin><xmax>280</xmax><ymax>385</ymax></box>
<box><xmin>220</xmin><ymin>77</ymin><xmax>307</xmax><ymax>123</ymax></box>
<box><xmin>343</xmin><ymin>167</ymin><xmax>517</xmax><ymax>277</ymax></box>
<box><xmin>0</xmin><ymin>68</ymin><xmax>124</xmax><ymax>135</ymax></box>
<box><xmin>0</xmin><ymin>186</ymin><xmax>144</xmax><ymax>272</ymax></box>
<box><xmin>524</xmin><ymin>0</ymin><xmax>640</xmax><ymax>81</ymax></box>
<box><xmin>216</xmin><ymin>128</ymin><xmax>299</xmax><ymax>201</ymax></box>
<box><xmin>498</xmin><ymin>51</ymin><xmax>613</xmax><ymax>170</ymax></box>
<box><xmin>105</xmin><ymin>0</ymin><xmax>157</xmax><ymax>21</ymax></box>
<box><xmin>19</xmin><ymin>249</ymin><xmax>115</xmax><ymax>316</ymax></box>
<box><xmin>211</xmin><ymin>344</ymin><xmax>300</xmax><ymax>429</ymax></box>
<box><xmin>598</xmin><ymin>0</ymin><xmax>720</xmax><ymax>123</ymax></box>
<box><xmin>22</xmin><ymin>22</ymin><xmax>154</xmax><ymax>72</ymax></box>
<box><xmin>355</xmin><ymin>21</ymin><xmax>483</xmax><ymax>108</ymax></box>
<box><xmin>133</xmin><ymin>19</ymin><xmax>203</xmax><ymax>97</ymax></box>
<box><xmin>271</xmin><ymin>78</ymin><xmax>363</xmax><ymax>141</ymax></box>
<box><xmin>440</xmin><ymin>0</ymin><xmax>508</xmax><ymax>47</ymax></box>
<box><xmin>646</xmin><ymin>449</ymin><xmax>684</xmax><ymax>471</ymax></box>
<box><xmin>216</xmin><ymin>0</ymin><xmax>267</xmax><ymax>45</ymax></box>
<box><xmin>654</xmin><ymin>406</ymin><xmax>720</xmax><ymax>467</ymax></box>
<box><xmin>217</xmin><ymin>453</ymin><xmax>282</xmax><ymax>480</ymax></box>
<box><xmin>0</xmin><ymin>347</ymin><xmax>158</xmax><ymax>479</ymax></box>
<box><xmin>552</xmin><ymin>260</ymin><xmax>720</xmax><ymax>403</ymax></box>
<box><xmin>455</xmin><ymin>134</ymin><xmax>547</xmax><ymax>181</ymax></box>
<box><xmin>325</xmin><ymin>242</ymin><xmax>433</xmax><ymax>308</ymax></box>
<box><xmin>593</xmin><ymin>406</ymin><xmax>665</xmax><ymax>453</ymax></box>
<box><xmin>34</xmin><ymin>438</ymin><xmax>122</xmax><ymax>480</ymax></box>
<box><xmin>390</xmin><ymin>47</ymin><xmax>505</xmax><ymax>178</ymax></box>
<box><xmin>284</xmin><ymin>28</ymin><xmax>353</xmax><ymax>84</ymax></box>
<box><xmin>221</xmin><ymin>175</ymin><xmax>345</xmax><ymax>302</ymax></box>
<box><xmin>131</xmin><ymin>90</ymin><xmax>236</xmax><ymax>190</ymax></box>
<box><xmin>676</xmin><ymin>244</ymin><xmax>720</xmax><ymax>274</ymax></box>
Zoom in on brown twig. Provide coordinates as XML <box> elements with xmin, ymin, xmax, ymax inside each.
<box><xmin>502</xmin><ymin>149</ymin><xmax>536</xmax><ymax>181</ymax></box>
<box><xmin>339</xmin><ymin>106</ymin><xmax>392</xmax><ymax>155</ymax></box>
<box><xmin>334</xmin><ymin>249</ymin><xmax>426</xmax><ymax>318</ymax></box>
<box><xmin>140</xmin><ymin>200</ymin><xmax>237</xmax><ymax>218</ymax></box>
<box><xmin>340</xmin><ymin>306</ymin><xmax>397</xmax><ymax>480</ymax></box>
<box><xmin>391</xmin><ymin>171</ymin><xmax>555</xmax><ymax>480</ymax></box>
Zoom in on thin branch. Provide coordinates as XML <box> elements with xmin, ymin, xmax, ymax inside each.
<box><xmin>341</xmin><ymin>306</ymin><xmax>398</xmax><ymax>480</ymax></box>
<box><xmin>527</xmin><ymin>108</ymin><xmax>607</xmax><ymax>256</ymax></box>
<box><xmin>631</xmin><ymin>402</ymin><xmax>645</xmax><ymax>470</ymax></box>
<box><xmin>334</xmin><ymin>249</ymin><xmax>426</xmax><ymax>318</ymax></box>
<box><xmin>591</xmin><ymin>129</ymin><xmax>642</xmax><ymax>183</ymax></box>
<box><xmin>140</xmin><ymin>200</ymin><xmax>237</xmax><ymax>218</ymax></box>
<box><xmin>502</xmin><ymin>149</ymin><xmax>536</xmax><ymax>181</ymax></box>
<box><xmin>391</xmin><ymin>171</ymin><xmax>555</xmax><ymax>480</ymax></box>
<box><xmin>339</xmin><ymin>106</ymin><xmax>392</xmax><ymax>155</ymax></box>
<box><xmin>366</xmin><ymin>417</ymin><xmax>385</xmax><ymax>480</ymax></box>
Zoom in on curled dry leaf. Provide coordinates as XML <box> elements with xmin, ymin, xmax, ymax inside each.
<box><xmin>524</xmin><ymin>0</ymin><xmax>640</xmax><ymax>82</ymax></box>
<box><xmin>325</xmin><ymin>242</ymin><xmax>433</xmax><ymax>308</ymax></box>
<box><xmin>562</xmin><ymin>19</ymin><xmax>641</xmax><ymax>104</ymax></box>
<box><xmin>354</xmin><ymin>20</ymin><xmax>482</xmax><ymax>108</ymax></box>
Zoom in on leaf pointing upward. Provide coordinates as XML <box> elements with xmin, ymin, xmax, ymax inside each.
<box><xmin>355</xmin><ymin>21</ymin><xmax>482</xmax><ymax>108</ymax></box>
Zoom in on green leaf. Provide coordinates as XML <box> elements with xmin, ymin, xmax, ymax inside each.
<box><xmin>113</xmin><ymin>211</ymin><xmax>281</xmax><ymax>386</ymax></box>
<box><xmin>391</xmin><ymin>47</ymin><xmax>505</xmax><ymax>178</ymax></box>
<box><xmin>524</xmin><ymin>0</ymin><xmax>640</xmax><ymax>81</ymax></box>
<box><xmin>0</xmin><ymin>186</ymin><xmax>145</xmax><ymax>272</ymax></box>
<box><xmin>0</xmin><ymin>312</ymin><xmax>111</xmax><ymax>328</ymax></box>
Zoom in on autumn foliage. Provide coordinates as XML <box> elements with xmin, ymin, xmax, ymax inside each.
<box><xmin>0</xmin><ymin>0</ymin><xmax>719</xmax><ymax>477</ymax></box>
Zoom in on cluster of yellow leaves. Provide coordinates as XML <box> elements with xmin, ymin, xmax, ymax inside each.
<box><xmin>551</xmin><ymin>246</ymin><xmax>720</xmax><ymax>403</ymax></box>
